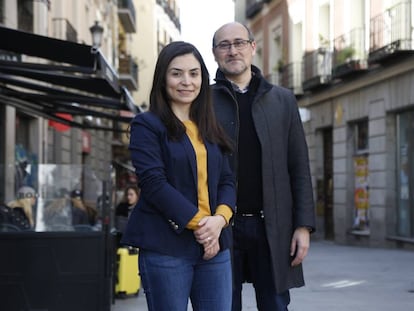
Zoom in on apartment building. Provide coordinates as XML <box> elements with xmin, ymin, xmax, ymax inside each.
<box><xmin>0</xmin><ymin>0</ymin><xmax>140</xmax><ymax>205</ymax></box>
<box><xmin>237</xmin><ymin>0</ymin><xmax>414</xmax><ymax>249</ymax></box>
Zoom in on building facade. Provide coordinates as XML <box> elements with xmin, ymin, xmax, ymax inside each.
<box><xmin>237</xmin><ymin>0</ymin><xmax>414</xmax><ymax>249</ymax></box>
<box><xmin>113</xmin><ymin>0</ymin><xmax>181</xmax><ymax>192</ymax></box>
<box><xmin>131</xmin><ymin>0</ymin><xmax>181</xmax><ymax>111</ymax></box>
<box><xmin>0</xmin><ymin>0</ymin><xmax>138</xmax><ymax>218</ymax></box>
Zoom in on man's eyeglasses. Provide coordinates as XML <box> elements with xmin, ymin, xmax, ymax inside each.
<box><xmin>214</xmin><ymin>39</ymin><xmax>252</xmax><ymax>52</ymax></box>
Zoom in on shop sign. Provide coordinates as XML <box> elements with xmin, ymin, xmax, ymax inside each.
<box><xmin>0</xmin><ymin>50</ymin><xmax>21</xmax><ymax>62</ymax></box>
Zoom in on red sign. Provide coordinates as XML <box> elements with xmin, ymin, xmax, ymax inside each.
<box><xmin>82</xmin><ymin>131</ymin><xmax>91</xmax><ymax>154</ymax></box>
<box><xmin>48</xmin><ymin>113</ymin><xmax>73</xmax><ymax>132</ymax></box>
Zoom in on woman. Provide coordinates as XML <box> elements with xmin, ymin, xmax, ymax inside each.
<box><xmin>115</xmin><ymin>185</ymin><xmax>140</xmax><ymax>234</ymax></box>
<box><xmin>7</xmin><ymin>186</ymin><xmax>37</xmax><ymax>229</ymax></box>
<box><xmin>121</xmin><ymin>41</ymin><xmax>236</xmax><ymax>311</ymax></box>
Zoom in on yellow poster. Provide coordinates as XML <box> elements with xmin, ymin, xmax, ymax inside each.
<box><xmin>353</xmin><ymin>156</ymin><xmax>369</xmax><ymax>231</ymax></box>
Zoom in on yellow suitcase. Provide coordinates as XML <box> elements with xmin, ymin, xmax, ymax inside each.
<box><xmin>115</xmin><ymin>247</ymin><xmax>141</xmax><ymax>298</ymax></box>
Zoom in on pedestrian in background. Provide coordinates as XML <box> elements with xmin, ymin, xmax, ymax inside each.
<box><xmin>121</xmin><ymin>41</ymin><xmax>236</xmax><ymax>311</ymax></box>
<box><xmin>70</xmin><ymin>189</ymin><xmax>91</xmax><ymax>226</ymax></box>
<box><xmin>7</xmin><ymin>186</ymin><xmax>37</xmax><ymax>229</ymax></box>
<box><xmin>115</xmin><ymin>185</ymin><xmax>140</xmax><ymax>241</ymax></box>
<box><xmin>211</xmin><ymin>22</ymin><xmax>316</xmax><ymax>311</ymax></box>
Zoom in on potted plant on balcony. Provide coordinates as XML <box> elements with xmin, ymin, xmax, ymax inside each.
<box><xmin>336</xmin><ymin>46</ymin><xmax>355</xmax><ymax>64</ymax></box>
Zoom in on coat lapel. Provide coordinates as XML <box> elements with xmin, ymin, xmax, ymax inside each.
<box><xmin>181</xmin><ymin>135</ymin><xmax>198</xmax><ymax>187</ymax></box>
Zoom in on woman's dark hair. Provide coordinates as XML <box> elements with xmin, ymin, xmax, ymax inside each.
<box><xmin>149</xmin><ymin>41</ymin><xmax>232</xmax><ymax>153</ymax></box>
<box><xmin>122</xmin><ymin>185</ymin><xmax>140</xmax><ymax>203</ymax></box>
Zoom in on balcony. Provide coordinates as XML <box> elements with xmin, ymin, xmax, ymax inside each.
<box><xmin>119</xmin><ymin>54</ymin><xmax>138</xmax><ymax>91</ymax></box>
<box><xmin>0</xmin><ymin>3</ymin><xmax>3</xmax><ymax>24</ymax></box>
<box><xmin>332</xmin><ymin>27</ymin><xmax>367</xmax><ymax>79</ymax></box>
<box><xmin>246</xmin><ymin>0</ymin><xmax>264</xmax><ymax>18</ymax></box>
<box><xmin>18</xmin><ymin>4</ymin><xmax>33</xmax><ymax>33</ymax></box>
<box><xmin>156</xmin><ymin>0</ymin><xmax>181</xmax><ymax>31</ymax></box>
<box><xmin>368</xmin><ymin>1</ymin><xmax>414</xmax><ymax>65</ymax></box>
<box><xmin>266</xmin><ymin>72</ymin><xmax>280</xmax><ymax>85</ymax></box>
<box><xmin>52</xmin><ymin>18</ymin><xmax>78</xmax><ymax>42</ymax></box>
<box><xmin>302</xmin><ymin>48</ymin><xmax>332</xmax><ymax>92</ymax></box>
<box><xmin>118</xmin><ymin>0</ymin><xmax>136</xmax><ymax>33</ymax></box>
<box><xmin>165</xmin><ymin>5</ymin><xmax>181</xmax><ymax>31</ymax></box>
<box><xmin>279</xmin><ymin>62</ymin><xmax>303</xmax><ymax>97</ymax></box>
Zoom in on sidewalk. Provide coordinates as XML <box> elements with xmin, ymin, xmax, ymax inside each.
<box><xmin>112</xmin><ymin>240</ymin><xmax>414</xmax><ymax>310</ymax></box>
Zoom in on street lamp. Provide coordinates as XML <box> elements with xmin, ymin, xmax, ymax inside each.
<box><xmin>89</xmin><ymin>21</ymin><xmax>104</xmax><ymax>49</ymax></box>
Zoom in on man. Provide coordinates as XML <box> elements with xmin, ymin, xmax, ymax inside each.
<box><xmin>211</xmin><ymin>22</ymin><xmax>316</xmax><ymax>311</ymax></box>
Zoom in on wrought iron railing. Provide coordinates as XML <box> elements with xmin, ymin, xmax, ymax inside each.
<box><xmin>18</xmin><ymin>1</ymin><xmax>33</xmax><ymax>33</ymax></box>
<box><xmin>265</xmin><ymin>72</ymin><xmax>280</xmax><ymax>85</ymax></box>
<box><xmin>302</xmin><ymin>48</ymin><xmax>332</xmax><ymax>84</ymax></box>
<box><xmin>333</xmin><ymin>27</ymin><xmax>366</xmax><ymax>67</ymax></box>
<box><xmin>52</xmin><ymin>18</ymin><xmax>78</xmax><ymax>42</ymax></box>
<box><xmin>156</xmin><ymin>0</ymin><xmax>180</xmax><ymax>31</ymax></box>
<box><xmin>369</xmin><ymin>1</ymin><xmax>413</xmax><ymax>52</ymax></box>
<box><xmin>281</xmin><ymin>62</ymin><xmax>303</xmax><ymax>95</ymax></box>
<box><xmin>119</xmin><ymin>54</ymin><xmax>138</xmax><ymax>90</ymax></box>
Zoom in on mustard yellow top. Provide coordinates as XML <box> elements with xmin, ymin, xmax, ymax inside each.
<box><xmin>183</xmin><ymin>120</ymin><xmax>233</xmax><ymax>230</ymax></box>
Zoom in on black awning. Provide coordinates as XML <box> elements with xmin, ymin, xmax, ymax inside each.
<box><xmin>0</xmin><ymin>25</ymin><xmax>96</xmax><ymax>68</ymax></box>
<box><xmin>0</xmin><ymin>26</ymin><xmax>141</xmax><ymax>132</ymax></box>
<box><xmin>0</xmin><ymin>62</ymin><xmax>120</xmax><ymax>98</ymax></box>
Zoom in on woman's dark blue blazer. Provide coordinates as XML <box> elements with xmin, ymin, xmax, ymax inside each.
<box><xmin>121</xmin><ymin>112</ymin><xmax>236</xmax><ymax>258</ymax></box>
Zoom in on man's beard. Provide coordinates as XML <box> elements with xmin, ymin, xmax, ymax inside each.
<box><xmin>221</xmin><ymin>62</ymin><xmax>248</xmax><ymax>77</ymax></box>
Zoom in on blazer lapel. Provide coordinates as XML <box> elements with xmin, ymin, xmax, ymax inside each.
<box><xmin>181</xmin><ymin>135</ymin><xmax>198</xmax><ymax>187</ymax></box>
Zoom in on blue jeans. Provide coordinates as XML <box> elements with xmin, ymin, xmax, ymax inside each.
<box><xmin>232</xmin><ymin>214</ymin><xmax>290</xmax><ymax>311</ymax></box>
<box><xmin>139</xmin><ymin>248</ymin><xmax>232</xmax><ymax>311</ymax></box>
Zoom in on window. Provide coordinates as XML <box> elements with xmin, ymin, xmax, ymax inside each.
<box><xmin>18</xmin><ymin>0</ymin><xmax>33</xmax><ymax>32</ymax></box>
<box><xmin>351</xmin><ymin>119</ymin><xmax>369</xmax><ymax>153</ymax></box>
<box><xmin>0</xmin><ymin>0</ymin><xmax>4</xmax><ymax>24</ymax></box>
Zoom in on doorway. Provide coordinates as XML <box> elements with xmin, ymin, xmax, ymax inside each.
<box><xmin>323</xmin><ymin>128</ymin><xmax>334</xmax><ymax>239</ymax></box>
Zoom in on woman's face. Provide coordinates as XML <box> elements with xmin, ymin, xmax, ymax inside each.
<box><xmin>127</xmin><ymin>189</ymin><xmax>138</xmax><ymax>205</ymax></box>
<box><xmin>166</xmin><ymin>53</ymin><xmax>202</xmax><ymax>110</ymax></box>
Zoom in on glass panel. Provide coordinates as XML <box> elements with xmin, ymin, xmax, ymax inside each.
<box><xmin>1</xmin><ymin>164</ymin><xmax>113</xmax><ymax>233</ymax></box>
<box><xmin>396</xmin><ymin>111</ymin><xmax>414</xmax><ymax>237</ymax></box>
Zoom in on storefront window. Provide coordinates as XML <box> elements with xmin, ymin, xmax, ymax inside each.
<box><xmin>396</xmin><ymin>111</ymin><xmax>414</xmax><ymax>238</ymax></box>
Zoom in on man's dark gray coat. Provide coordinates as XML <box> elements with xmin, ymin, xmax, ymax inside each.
<box><xmin>212</xmin><ymin>66</ymin><xmax>315</xmax><ymax>293</ymax></box>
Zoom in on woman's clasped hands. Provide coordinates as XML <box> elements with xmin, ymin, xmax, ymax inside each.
<box><xmin>194</xmin><ymin>215</ymin><xmax>226</xmax><ymax>260</ymax></box>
